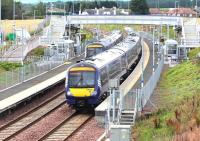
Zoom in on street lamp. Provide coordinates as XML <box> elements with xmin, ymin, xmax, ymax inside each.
<box><xmin>22</xmin><ymin>13</ymin><xmax>25</xmax><ymax>20</ymax></box>
<box><xmin>34</xmin><ymin>10</ymin><xmax>38</xmax><ymax>20</ymax></box>
<box><xmin>196</xmin><ymin>0</ymin><xmax>198</xmax><ymax>17</ymax></box>
<box><xmin>13</xmin><ymin>0</ymin><xmax>16</xmax><ymax>46</ymax></box>
<box><xmin>175</xmin><ymin>0</ymin><xmax>179</xmax><ymax>16</ymax></box>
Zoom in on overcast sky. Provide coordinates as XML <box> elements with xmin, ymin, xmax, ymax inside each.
<box><xmin>20</xmin><ymin>0</ymin><xmax>129</xmax><ymax>4</ymax></box>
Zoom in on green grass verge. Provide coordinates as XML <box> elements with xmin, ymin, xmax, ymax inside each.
<box><xmin>133</xmin><ymin>50</ymin><xmax>200</xmax><ymax>141</ymax></box>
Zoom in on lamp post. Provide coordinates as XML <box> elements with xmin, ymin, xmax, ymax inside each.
<box><xmin>141</xmin><ymin>38</ymin><xmax>144</xmax><ymax>88</ymax></box>
<box><xmin>196</xmin><ymin>0</ymin><xmax>198</xmax><ymax>17</ymax></box>
<box><xmin>34</xmin><ymin>10</ymin><xmax>38</xmax><ymax>20</ymax></box>
<box><xmin>22</xmin><ymin>13</ymin><xmax>25</xmax><ymax>20</ymax></box>
<box><xmin>175</xmin><ymin>0</ymin><xmax>179</xmax><ymax>16</ymax></box>
<box><xmin>13</xmin><ymin>0</ymin><xmax>16</xmax><ymax>46</ymax></box>
<box><xmin>152</xmin><ymin>28</ymin><xmax>155</xmax><ymax>72</ymax></box>
<box><xmin>72</xmin><ymin>1</ymin><xmax>74</xmax><ymax>15</ymax></box>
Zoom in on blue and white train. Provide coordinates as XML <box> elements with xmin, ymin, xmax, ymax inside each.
<box><xmin>85</xmin><ymin>30</ymin><xmax>123</xmax><ymax>58</ymax></box>
<box><xmin>65</xmin><ymin>31</ymin><xmax>142</xmax><ymax>108</ymax></box>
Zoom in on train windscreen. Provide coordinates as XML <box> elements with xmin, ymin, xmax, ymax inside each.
<box><xmin>69</xmin><ymin>71</ymin><xmax>95</xmax><ymax>88</ymax></box>
<box><xmin>86</xmin><ymin>48</ymin><xmax>103</xmax><ymax>58</ymax></box>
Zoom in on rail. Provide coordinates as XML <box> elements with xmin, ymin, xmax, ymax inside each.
<box><xmin>67</xmin><ymin>15</ymin><xmax>181</xmax><ymax>26</ymax></box>
<box><xmin>0</xmin><ymin>92</ymin><xmax>66</xmax><ymax>140</ymax></box>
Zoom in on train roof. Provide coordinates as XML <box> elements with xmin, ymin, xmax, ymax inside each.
<box><xmin>88</xmin><ymin>30</ymin><xmax>122</xmax><ymax>47</ymax></box>
<box><xmin>85</xmin><ymin>34</ymin><xmax>140</xmax><ymax>69</ymax></box>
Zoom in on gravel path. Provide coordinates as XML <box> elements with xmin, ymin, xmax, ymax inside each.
<box><xmin>68</xmin><ymin>118</ymin><xmax>105</xmax><ymax>141</ymax></box>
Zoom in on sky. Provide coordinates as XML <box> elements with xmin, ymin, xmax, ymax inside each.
<box><xmin>20</xmin><ymin>0</ymin><xmax>129</xmax><ymax>4</ymax></box>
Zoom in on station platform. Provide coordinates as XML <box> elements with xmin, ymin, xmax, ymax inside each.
<box><xmin>95</xmin><ymin>38</ymin><xmax>157</xmax><ymax>125</ymax></box>
<box><xmin>0</xmin><ymin>54</ymin><xmax>84</xmax><ymax>114</ymax></box>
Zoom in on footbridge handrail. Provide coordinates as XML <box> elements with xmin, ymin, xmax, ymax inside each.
<box><xmin>67</xmin><ymin>15</ymin><xmax>182</xmax><ymax>26</ymax></box>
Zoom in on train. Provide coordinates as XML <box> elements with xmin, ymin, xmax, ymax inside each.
<box><xmin>65</xmin><ymin>30</ymin><xmax>142</xmax><ymax>108</ymax></box>
<box><xmin>85</xmin><ymin>30</ymin><xmax>123</xmax><ymax>58</ymax></box>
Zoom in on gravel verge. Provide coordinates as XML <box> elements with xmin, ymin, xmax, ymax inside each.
<box><xmin>68</xmin><ymin>117</ymin><xmax>105</xmax><ymax>141</ymax></box>
<box><xmin>9</xmin><ymin>104</ymin><xmax>74</xmax><ymax>141</ymax></box>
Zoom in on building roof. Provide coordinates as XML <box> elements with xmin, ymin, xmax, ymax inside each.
<box><xmin>167</xmin><ymin>8</ymin><xmax>197</xmax><ymax>15</ymax></box>
<box><xmin>149</xmin><ymin>8</ymin><xmax>162</xmax><ymax>14</ymax></box>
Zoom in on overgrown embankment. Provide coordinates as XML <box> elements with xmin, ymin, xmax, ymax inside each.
<box><xmin>132</xmin><ymin>48</ymin><xmax>200</xmax><ymax>141</ymax></box>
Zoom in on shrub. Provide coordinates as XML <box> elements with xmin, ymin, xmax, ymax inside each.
<box><xmin>0</xmin><ymin>62</ymin><xmax>22</xmax><ymax>71</ymax></box>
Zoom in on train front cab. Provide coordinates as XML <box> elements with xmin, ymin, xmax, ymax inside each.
<box><xmin>65</xmin><ymin>64</ymin><xmax>101</xmax><ymax>107</ymax></box>
<box><xmin>86</xmin><ymin>43</ymin><xmax>104</xmax><ymax>58</ymax></box>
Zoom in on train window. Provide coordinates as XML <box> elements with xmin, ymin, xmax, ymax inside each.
<box><xmin>68</xmin><ymin>71</ymin><xmax>95</xmax><ymax>88</ymax></box>
<box><xmin>109</xmin><ymin>60</ymin><xmax>121</xmax><ymax>78</ymax></box>
<box><xmin>86</xmin><ymin>48</ymin><xmax>103</xmax><ymax>58</ymax></box>
<box><xmin>121</xmin><ymin>55</ymin><xmax>127</xmax><ymax>68</ymax></box>
<box><xmin>100</xmin><ymin>67</ymin><xmax>108</xmax><ymax>85</ymax></box>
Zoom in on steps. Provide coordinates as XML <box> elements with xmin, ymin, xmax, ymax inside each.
<box><xmin>119</xmin><ymin>110</ymin><xmax>135</xmax><ymax>125</ymax></box>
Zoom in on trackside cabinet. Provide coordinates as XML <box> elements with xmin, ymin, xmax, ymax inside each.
<box><xmin>110</xmin><ymin>125</ymin><xmax>131</xmax><ymax>141</ymax></box>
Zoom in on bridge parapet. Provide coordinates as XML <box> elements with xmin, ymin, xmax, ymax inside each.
<box><xmin>67</xmin><ymin>15</ymin><xmax>182</xmax><ymax>26</ymax></box>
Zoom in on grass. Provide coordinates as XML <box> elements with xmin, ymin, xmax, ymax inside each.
<box><xmin>132</xmin><ymin>49</ymin><xmax>200</xmax><ymax>141</ymax></box>
<box><xmin>83</xmin><ymin>24</ymin><xmax>142</xmax><ymax>33</ymax></box>
<box><xmin>27</xmin><ymin>47</ymin><xmax>45</xmax><ymax>56</ymax></box>
<box><xmin>2</xmin><ymin>19</ymin><xmax>43</xmax><ymax>35</ymax></box>
<box><xmin>187</xmin><ymin>48</ymin><xmax>200</xmax><ymax>59</ymax></box>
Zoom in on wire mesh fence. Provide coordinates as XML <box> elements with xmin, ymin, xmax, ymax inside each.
<box><xmin>0</xmin><ymin>56</ymin><xmax>64</xmax><ymax>91</ymax></box>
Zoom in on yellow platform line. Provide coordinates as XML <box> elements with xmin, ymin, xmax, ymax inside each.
<box><xmin>64</xmin><ymin>61</ymin><xmax>71</xmax><ymax>65</ymax></box>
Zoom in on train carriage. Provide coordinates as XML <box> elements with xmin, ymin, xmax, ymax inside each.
<box><xmin>66</xmin><ymin>31</ymin><xmax>142</xmax><ymax>108</ymax></box>
<box><xmin>85</xmin><ymin>30</ymin><xmax>123</xmax><ymax>58</ymax></box>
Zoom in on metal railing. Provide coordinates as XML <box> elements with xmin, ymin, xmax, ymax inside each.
<box><xmin>140</xmin><ymin>55</ymin><xmax>164</xmax><ymax>108</ymax></box>
<box><xmin>0</xmin><ymin>56</ymin><xmax>64</xmax><ymax>92</ymax></box>
<box><xmin>105</xmin><ymin>50</ymin><xmax>164</xmax><ymax>127</ymax></box>
<box><xmin>180</xmin><ymin>38</ymin><xmax>200</xmax><ymax>47</ymax></box>
<box><xmin>67</xmin><ymin>15</ymin><xmax>181</xmax><ymax>25</ymax></box>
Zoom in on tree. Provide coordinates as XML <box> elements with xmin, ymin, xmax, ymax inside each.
<box><xmin>2</xmin><ymin>0</ymin><xmax>24</xmax><ymax>20</ymax></box>
<box><xmin>34</xmin><ymin>2</ymin><xmax>46</xmax><ymax>18</ymax></box>
<box><xmin>2</xmin><ymin>0</ymin><xmax>13</xmax><ymax>20</ymax></box>
<box><xmin>130</xmin><ymin>0</ymin><xmax>149</xmax><ymax>15</ymax></box>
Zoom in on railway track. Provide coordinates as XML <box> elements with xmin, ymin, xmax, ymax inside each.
<box><xmin>0</xmin><ymin>91</ymin><xmax>66</xmax><ymax>141</ymax></box>
<box><xmin>38</xmin><ymin>112</ymin><xmax>93</xmax><ymax>141</ymax></box>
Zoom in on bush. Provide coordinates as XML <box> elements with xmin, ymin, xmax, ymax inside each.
<box><xmin>30</xmin><ymin>47</ymin><xmax>44</xmax><ymax>56</ymax></box>
<box><xmin>0</xmin><ymin>62</ymin><xmax>22</xmax><ymax>71</ymax></box>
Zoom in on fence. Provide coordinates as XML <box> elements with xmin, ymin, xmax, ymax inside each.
<box><xmin>0</xmin><ymin>56</ymin><xmax>64</xmax><ymax>92</ymax></box>
<box><xmin>105</xmin><ymin>49</ymin><xmax>164</xmax><ymax>129</ymax></box>
<box><xmin>0</xmin><ymin>37</ymin><xmax>88</xmax><ymax>92</ymax></box>
<box><xmin>140</xmin><ymin>55</ymin><xmax>164</xmax><ymax>108</ymax></box>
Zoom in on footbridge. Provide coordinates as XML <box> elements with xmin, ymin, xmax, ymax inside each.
<box><xmin>67</xmin><ymin>15</ymin><xmax>182</xmax><ymax>25</ymax></box>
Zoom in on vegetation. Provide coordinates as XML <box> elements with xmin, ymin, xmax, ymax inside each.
<box><xmin>188</xmin><ymin>48</ymin><xmax>200</xmax><ymax>59</ymax></box>
<box><xmin>0</xmin><ymin>62</ymin><xmax>22</xmax><ymax>71</ymax></box>
<box><xmin>132</xmin><ymin>48</ymin><xmax>200</xmax><ymax>140</ymax></box>
<box><xmin>2</xmin><ymin>19</ymin><xmax>43</xmax><ymax>35</ymax></box>
<box><xmin>130</xmin><ymin>0</ymin><xmax>149</xmax><ymax>15</ymax></box>
<box><xmin>161</xmin><ymin>26</ymin><xmax>176</xmax><ymax>39</ymax></box>
<box><xmin>1</xmin><ymin>0</ymin><xmax>197</xmax><ymax>20</ymax></box>
<box><xmin>80</xmin><ymin>29</ymin><xmax>93</xmax><ymax>40</ymax></box>
<box><xmin>84</xmin><ymin>24</ymin><xmax>142</xmax><ymax>33</ymax></box>
<box><xmin>28</xmin><ymin>47</ymin><xmax>44</xmax><ymax>56</ymax></box>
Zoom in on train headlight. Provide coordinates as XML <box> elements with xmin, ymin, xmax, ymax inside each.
<box><xmin>67</xmin><ymin>91</ymin><xmax>72</xmax><ymax>96</ymax></box>
<box><xmin>91</xmin><ymin>91</ymin><xmax>97</xmax><ymax>96</ymax></box>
